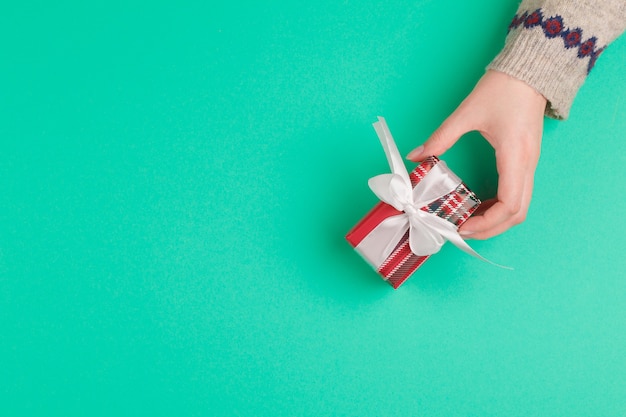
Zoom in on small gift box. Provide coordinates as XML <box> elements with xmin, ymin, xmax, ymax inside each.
<box><xmin>346</xmin><ymin>117</ymin><xmax>484</xmax><ymax>289</ymax></box>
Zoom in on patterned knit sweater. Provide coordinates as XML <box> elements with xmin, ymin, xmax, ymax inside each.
<box><xmin>488</xmin><ymin>0</ymin><xmax>626</xmax><ymax>119</ymax></box>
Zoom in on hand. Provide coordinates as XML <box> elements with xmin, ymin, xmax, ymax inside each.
<box><xmin>406</xmin><ymin>70</ymin><xmax>547</xmax><ymax>239</ymax></box>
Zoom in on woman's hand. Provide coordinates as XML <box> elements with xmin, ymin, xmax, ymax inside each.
<box><xmin>407</xmin><ymin>70</ymin><xmax>547</xmax><ymax>239</ymax></box>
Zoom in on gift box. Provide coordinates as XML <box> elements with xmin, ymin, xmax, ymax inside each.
<box><xmin>346</xmin><ymin>118</ymin><xmax>482</xmax><ymax>289</ymax></box>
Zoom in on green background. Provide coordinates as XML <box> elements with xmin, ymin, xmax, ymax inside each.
<box><xmin>2</xmin><ymin>1</ymin><xmax>625</xmax><ymax>416</ymax></box>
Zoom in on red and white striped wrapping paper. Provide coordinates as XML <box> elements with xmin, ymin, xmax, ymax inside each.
<box><xmin>345</xmin><ymin>156</ymin><xmax>480</xmax><ymax>289</ymax></box>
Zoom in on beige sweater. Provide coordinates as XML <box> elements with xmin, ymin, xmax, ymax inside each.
<box><xmin>488</xmin><ymin>0</ymin><xmax>626</xmax><ymax>119</ymax></box>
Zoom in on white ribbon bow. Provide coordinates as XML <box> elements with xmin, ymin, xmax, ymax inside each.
<box><xmin>360</xmin><ymin>117</ymin><xmax>510</xmax><ymax>269</ymax></box>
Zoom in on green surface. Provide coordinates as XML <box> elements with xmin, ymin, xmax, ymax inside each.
<box><xmin>2</xmin><ymin>1</ymin><xmax>625</xmax><ymax>416</ymax></box>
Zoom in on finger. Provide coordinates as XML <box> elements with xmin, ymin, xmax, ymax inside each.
<box><xmin>459</xmin><ymin>147</ymin><xmax>527</xmax><ymax>236</ymax></box>
<box><xmin>461</xmin><ymin>158</ymin><xmax>534</xmax><ymax>239</ymax></box>
<box><xmin>460</xmin><ymin>201</ymin><xmax>521</xmax><ymax>239</ymax></box>
<box><xmin>406</xmin><ymin>111</ymin><xmax>473</xmax><ymax>161</ymax></box>
<box><xmin>464</xmin><ymin>170</ymin><xmax>534</xmax><ymax>240</ymax></box>
<box><xmin>470</xmin><ymin>198</ymin><xmax>497</xmax><ymax>217</ymax></box>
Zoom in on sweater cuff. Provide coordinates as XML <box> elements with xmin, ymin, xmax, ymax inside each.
<box><xmin>488</xmin><ymin>23</ymin><xmax>593</xmax><ymax>120</ymax></box>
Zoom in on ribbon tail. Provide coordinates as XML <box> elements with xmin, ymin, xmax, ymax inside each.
<box><xmin>372</xmin><ymin>117</ymin><xmax>411</xmax><ymax>186</ymax></box>
<box><xmin>425</xmin><ymin>215</ymin><xmax>513</xmax><ymax>270</ymax></box>
<box><xmin>444</xmin><ymin>231</ymin><xmax>513</xmax><ymax>270</ymax></box>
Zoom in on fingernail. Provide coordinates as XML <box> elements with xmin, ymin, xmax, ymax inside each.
<box><xmin>459</xmin><ymin>230</ymin><xmax>474</xmax><ymax>236</ymax></box>
<box><xmin>406</xmin><ymin>146</ymin><xmax>424</xmax><ymax>160</ymax></box>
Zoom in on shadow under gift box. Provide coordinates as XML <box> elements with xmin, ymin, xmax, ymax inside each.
<box><xmin>345</xmin><ymin>156</ymin><xmax>480</xmax><ymax>289</ymax></box>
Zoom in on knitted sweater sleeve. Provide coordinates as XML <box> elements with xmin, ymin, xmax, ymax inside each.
<box><xmin>487</xmin><ymin>0</ymin><xmax>626</xmax><ymax>119</ymax></box>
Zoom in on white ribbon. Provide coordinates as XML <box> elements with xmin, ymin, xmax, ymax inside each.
<box><xmin>356</xmin><ymin>117</ymin><xmax>510</xmax><ymax>269</ymax></box>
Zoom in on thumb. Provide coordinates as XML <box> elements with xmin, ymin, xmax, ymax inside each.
<box><xmin>406</xmin><ymin>113</ymin><xmax>471</xmax><ymax>161</ymax></box>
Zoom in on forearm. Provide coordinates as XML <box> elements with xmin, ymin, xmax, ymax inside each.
<box><xmin>488</xmin><ymin>0</ymin><xmax>626</xmax><ymax>119</ymax></box>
